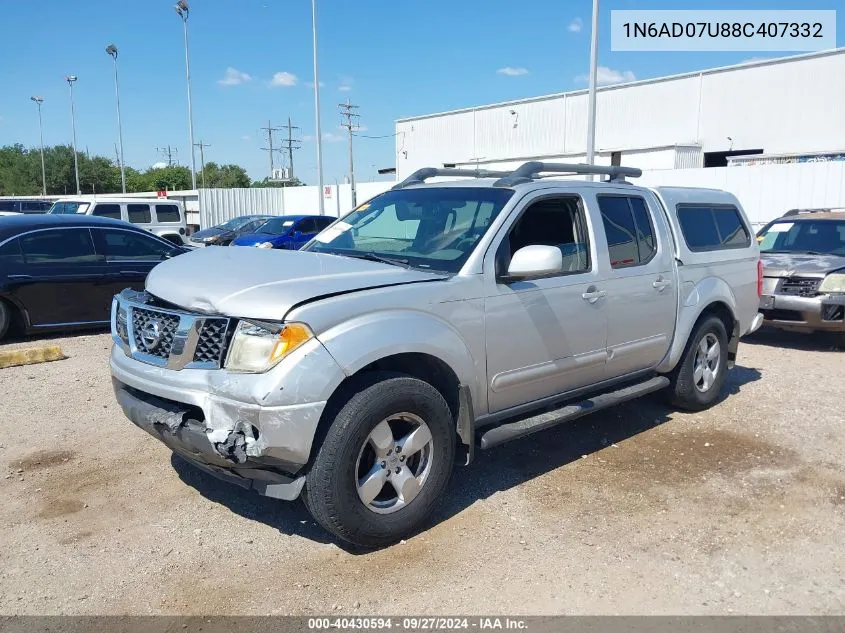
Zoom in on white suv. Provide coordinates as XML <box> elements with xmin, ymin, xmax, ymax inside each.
<box><xmin>49</xmin><ymin>197</ymin><xmax>188</xmax><ymax>244</ymax></box>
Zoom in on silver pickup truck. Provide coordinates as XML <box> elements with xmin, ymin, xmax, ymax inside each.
<box><xmin>109</xmin><ymin>162</ymin><xmax>763</xmax><ymax>547</ymax></box>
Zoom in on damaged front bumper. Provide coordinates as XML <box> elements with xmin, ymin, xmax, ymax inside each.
<box><xmin>759</xmin><ymin>292</ymin><xmax>845</xmax><ymax>333</ymax></box>
<box><xmin>113</xmin><ymin>379</ymin><xmax>307</xmax><ymax>499</ymax></box>
<box><xmin>110</xmin><ymin>330</ymin><xmax>347</xmax><ymax>501</ymax></box>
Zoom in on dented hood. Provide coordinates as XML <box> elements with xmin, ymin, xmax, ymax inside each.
<box><xmin>145</xmin><ymin>246</ymin><xmax>447</xmax><ymax>320</ymax></box>
<box><xmin>761</xmin><ymin>252</ymin><xmax>845</xmax><ymax>277</ymax></box>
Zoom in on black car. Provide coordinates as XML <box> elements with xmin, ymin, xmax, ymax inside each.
<box><xmin>188</xmin><ymin>214</ymin><xmax>277</xmax><ymax>247</ymax></box>
<box><xmin>0</xmin><ymin>215</ymin><xmax>187</xmax><ymax>341</ymax></box>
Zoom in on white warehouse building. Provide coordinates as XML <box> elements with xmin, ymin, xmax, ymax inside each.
<box><xmin>393</xmin><ymin>48</ymin><xmax>845</xmax><ymax>180</ymax></box>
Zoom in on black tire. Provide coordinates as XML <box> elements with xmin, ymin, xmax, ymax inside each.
<box><xmin>0</xmin><ymin>299</ymin><xmax>11</xmax><ymax>341</ymax></box>
<box><xmin>666</xmin><ymin>315</ymin><xmax>729</xmax><ymax>412</ymax></box>
<box><xmin>303</xmin><ymin>372</ymin><xmax>456</xmax><ymax>548</ymax></box>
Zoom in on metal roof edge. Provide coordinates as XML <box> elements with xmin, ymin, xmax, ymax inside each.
<box><xmin>395</xmin><ymin>47</ymin><xmax>845</xmax><ymax>123</ymax></box>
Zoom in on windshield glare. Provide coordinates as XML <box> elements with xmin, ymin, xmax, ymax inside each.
<box><xmin>220</xmin><ymin>216</ymin><xmax>257</xmax><ymax>231</ymax></box>
<box><xmin>303</xmin><ymin>187</ymin><xmax>514</xmax><ymax>272</ymax></box>
<box><xmin>758</xmin><ymin>219</ymin><xmax>845</xmax><ymax>255</ymax></box>
<box><xmin>48</xmin><ymin>201</ymin><xmax>90</xmax><ymax>215</ymax></box>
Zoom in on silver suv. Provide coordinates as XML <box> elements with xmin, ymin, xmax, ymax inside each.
<box><xmin>109</xmin><ymin>162</ymin><xmax>762</xmax><ymax>547</ymax></box>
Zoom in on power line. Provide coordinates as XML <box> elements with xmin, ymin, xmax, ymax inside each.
<box><xmin>352</xmin><ymin>131</ymin><xmax>398</xmax><ymax>139</ymax></box>
<box><xmin>155</xmin><ymin>145</ymin><xmax>178</xmax><ymax>167</ymax></box>
<box><xmin>339</xmin><ymin>99</ymin><xmax>360</xmax><ymax>206</ymax></box>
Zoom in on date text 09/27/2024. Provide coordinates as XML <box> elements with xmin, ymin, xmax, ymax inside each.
<box><xmin>307</xmin><ymin>617</ymin><xmax>528</xmax><ymax>630</ymax></box>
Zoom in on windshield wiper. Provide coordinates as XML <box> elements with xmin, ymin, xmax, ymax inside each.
<box><xmin>341</xmin><ymin>252</ymin><xmax>413</xmax><ymax>269</ymax></box>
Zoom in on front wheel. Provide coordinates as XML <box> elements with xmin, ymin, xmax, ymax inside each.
<box><xmin>303</xmin><ymin>373</ymin><xmax>455</xmax><ymax>548</ymax></box>
<box><xmin>0</xmin><ymin>300</ymin><xmax>11</xmax><ymax>341</ymax></box>
<box><xmin>666</xmin><ymin>315</ymin><xmax>729</xmax><ymax>412</ymax></box>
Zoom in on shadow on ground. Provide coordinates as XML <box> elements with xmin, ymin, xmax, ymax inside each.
<box><xmin>743</xmin><ymin>327</ymin><xmax>844</xmax><ymax>353</ymax></box>
<box><xmin>171</xmin><ymin>364</ymin><xmax>762</xmax><ymax>553</ymax></box>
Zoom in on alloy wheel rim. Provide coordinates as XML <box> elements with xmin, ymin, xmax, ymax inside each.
<box><xmin>355</xmin><ymin>412</ymin><xmax>434</xmax><ymax>515</ymax></box>
<box><xmin>693</xmin><ymin>333</ymin><xmax>721</xmax><ymax>393</ymax></box>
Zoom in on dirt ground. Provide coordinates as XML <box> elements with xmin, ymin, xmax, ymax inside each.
<box><xmin>1</xmin><ymin>328</ymin><xmax>844</xmax><ymax>615</ymax></box>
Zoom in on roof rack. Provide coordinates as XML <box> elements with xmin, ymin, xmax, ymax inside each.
<box><xmin>392</xmin><ymin>167</ymin><xmax>512</xmax><ymax>190</ymax></box>
<box><xmin>392</xmin><ymin>161</ymin><xmax>642</xmax><ymax>190</ymax></box>
<box><xmin>783</xmin><ymin>207</ymin><xmax>844</xmax><ymax>216</ymax></box>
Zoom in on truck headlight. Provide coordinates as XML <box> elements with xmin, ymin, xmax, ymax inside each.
<box><xmin>225</xmin><ymin>321</ymin><xmax>314</xmax><ymax>373</ymax></box>
<box><xmin>256</xmin><ymin>242</ymin><xmax>274</xmax><ymax>249</ymax></box>
<box><xmin>819</xmin><ymin>273</ymin><xmax>845</xmax><ymax>294</ymax></box>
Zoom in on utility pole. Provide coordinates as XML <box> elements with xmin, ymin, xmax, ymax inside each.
<box><xmin>156</xmin><ymin>145</ymin><xmax>178</xmax><ymax>167</ymax></box>
<box><xmin>260</xmin><ymin>120</ymin><xmax>283</xmax><ymax>180</ymax></box>
<box><xmin>194</xmin><ymin>140</ymin><xmax>211</xmax><ymax>188</ymax></box>
<box><xmin>585</xmin><ymin>0</ymin><xmax>600</xmax><ymax>180</ymax></box>
<box><xmin>338</xmin><ymin>99</ymin><xmax>360</xmax><ymax>206</ymax></box>
<box><xmin>280</xmin><ymin>116</ymin><xmax>301</xmax><ymax>180</ymax></box>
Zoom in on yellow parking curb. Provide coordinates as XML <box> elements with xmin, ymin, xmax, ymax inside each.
<box><xmin>0</xmin><ymin>345</ymin><xmax>66</xmax><ymax>369</ymax></box>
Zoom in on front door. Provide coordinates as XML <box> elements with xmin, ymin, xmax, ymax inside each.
<box><xmin>595</xmin><ymin>193</ymin><xmax>678</xmax><ymax>377</ymax></box>
<box><xmin>483</xmin><ymin>194</ymin><xmax>608</xmax><ymax>414</ymax></box>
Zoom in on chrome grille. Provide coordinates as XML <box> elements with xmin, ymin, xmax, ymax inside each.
<box><xmin>131</xmin><ymin>307</ymin><xmax>180</xmax><ymax>358</ymax></box>
<box><xmin>193</xmin><ymin>319</ymin><xmax>231</xmax><ymax>365</ymax></box>
<box><xmin>778</xmin><ymin>277</ymin><xmax>821</xmax><ymax>297</ymax></box>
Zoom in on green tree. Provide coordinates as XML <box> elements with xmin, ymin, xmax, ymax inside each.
<box><xmin>198</xmin><ymin>162</ymin><xmax>251</xmax><ymax>188</ymax></box>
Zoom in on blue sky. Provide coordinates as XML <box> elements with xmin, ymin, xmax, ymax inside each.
<box><xmin>1</xmin><ymin>0</ymin><xmax>842</xmax><ymax>185</ymax></box>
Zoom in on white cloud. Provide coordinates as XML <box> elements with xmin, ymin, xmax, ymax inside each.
<box><xmin>322</xmin><ymin>132</ymin><xmax>344</xmax><ymax>142</ymax></box>
<box><xmin>576</xmin><ymin>66</ymin><xmax>636</xmax><ymax>86</ymax></box>
<box><xmin>151</xmin><ymin>161</ymin><xmax>168</xmax><ymax>169</ymax></box>
<box><xmin>270</xmin><ymin>71</ymin><xmax>298</xmax><ymax>87</ymax></box>
<box><xmin>240</xmin><ymin>135</ymin><xmax>251</xmax><ymax>141</ymax></box>
<box><xmin>306</xmin><ymin>81</ymin><xmax>326</xmax><ymax>88</ymax></box>
<box><xmin>338</xmin><ymin>76</ymin><xmax>354</xmax><ymax>92</ymax></box>
<box><xmin>497</xmin><ymin>66</ymin><xmax>529</xmax><ymax>77</ymax></box>
<box><xmin>568</xmin><ymin>17</ymin><xmax>583</xmax><ymax>33</ymax></box>
<box><xmin>218</xmin><ymin>67</ymin><xmax>252</xmax><ymax>86</ymax></box>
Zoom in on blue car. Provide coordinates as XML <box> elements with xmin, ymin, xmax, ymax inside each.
<box><xmin>230</xmin><ymin>214</ymin><xmax>335</xmax><ymax>250</ymax></box>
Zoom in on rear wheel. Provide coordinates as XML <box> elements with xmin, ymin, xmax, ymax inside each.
<box><xmin>303</xmin><ymin>373</ymin><xmax>455</xmax><ymax>548</ymax></box>
<box><xmin>666</xmin><ymin>315</ymin><xmax>729</xmax><ymax>411</ymax></box>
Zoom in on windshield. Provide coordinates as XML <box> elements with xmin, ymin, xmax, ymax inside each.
<box><xmin>758</xmin><ymin>219</ymin><xmax>845</xmax><ymax>255</ymax></box>
<box><xmin>48</xmin><ymin>201</ymin><xmax>90</xmax><ymax>215</ymax></box>
<box><xmin>257</xmin><ymin>217</ymin><xmax>298</xmax><ymax>234</ymax></box>
<box><xmin>219</xmin><ymin>216</ymin><xmax>260</xmax><ymax>231</ymax></box>
<box><xmin>303</xmin><ymin>187</ymin><xmax>514</xmax><ymax>272</ymax></box>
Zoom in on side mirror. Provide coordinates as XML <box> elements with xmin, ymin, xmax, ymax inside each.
<box><xmin>504</xmin><ymin>245</ymin><xmax>562</xmax><ymax>281</ymax></box>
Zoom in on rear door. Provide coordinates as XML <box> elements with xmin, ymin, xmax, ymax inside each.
<box><xmin>595</xmin><ymin>192</ymin><xmax>677</xmax><ymax>377</ymax></box>
<box><xmin>15</xmin><ymin>228</ymin><xmax>109</xmax><ymax>326</ymax></box>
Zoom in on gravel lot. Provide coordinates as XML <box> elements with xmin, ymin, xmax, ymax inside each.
<box><xmin>1</xmin><ymin>328</ymin><xmax>844</xmax><ymax>615</ymax></box>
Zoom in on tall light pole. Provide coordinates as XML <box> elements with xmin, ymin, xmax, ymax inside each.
<box><xmin>585</xmin><ymin>0</ymin><xmax>600</xmax><ymax>176</ymax></box>
<box><xmin>106</xmin><ymin>44</ymin><xmax>127</xmax><ymax>193</ymax></box>
<box><xmin>30</xmin><ymin>96</ymin><xmax>47</xmax><ymax>196</ymax></box>
<box><xmin>65</xmin><ymin>75</ymin><xmax>81</xmax><ymax>195</ymax></box>
<box><xmin>175</xmin><ymin>0</ymin><xmax>198</xmax><ymax>190</ymax></box>
<box><xmin>311</xmin><ymin>0</ymin><xmax>325</xmax><ymax>214</ymax></box>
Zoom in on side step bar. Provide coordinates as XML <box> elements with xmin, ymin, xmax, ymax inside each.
<box><xmin>478</xmin><ymin>376</ymin><xmax>670</xmax><ymax>450</ymax></box>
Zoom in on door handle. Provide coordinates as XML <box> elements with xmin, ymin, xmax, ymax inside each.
<box><xmin>652</xmin><ymin>276</ymin><xmax>671</xmax><ymax>291</ymax></box>
<box><xmin>581</xmin><ymin>287</ymin><xmax>607</xmax><ymax>304</ymax></box>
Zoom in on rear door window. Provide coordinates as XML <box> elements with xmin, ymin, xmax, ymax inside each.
<box><xmin>597</xmin><ymin>195</ymin><xmax>656</xmax><ymax>268</ymax></box>
<box><xmin>155</xmin><ymin>204</ymin><xmax>181</xmax><ymax>223</ymax></box>
<box><xmin>297</xmin><ymin>218</ymin><xmax>319</xmax><ymax>234</ymax></box>
<box><xmin>20</xmin><ymin>229</ymin><xmax>101</xmax><ymax>265</ymax></box>
<box><xmin>127</xmin><ymin>204</ymin><xmax>151</xmax><ymax>224</ymax></box>
<box><xmin>91</xmin><ymin>204</ymin><xmax>122</xmax><ymax>220</ymax></box>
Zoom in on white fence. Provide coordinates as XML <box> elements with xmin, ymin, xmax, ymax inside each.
<box><xmin>196</xmin><ymin>163</ymin><xmax>845</xmax><ymax>230</ymax></box>
<box><xmin>198</xmin><ymin>181</ymin><xmax>394</xmax><ymax>228</ymax></box>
